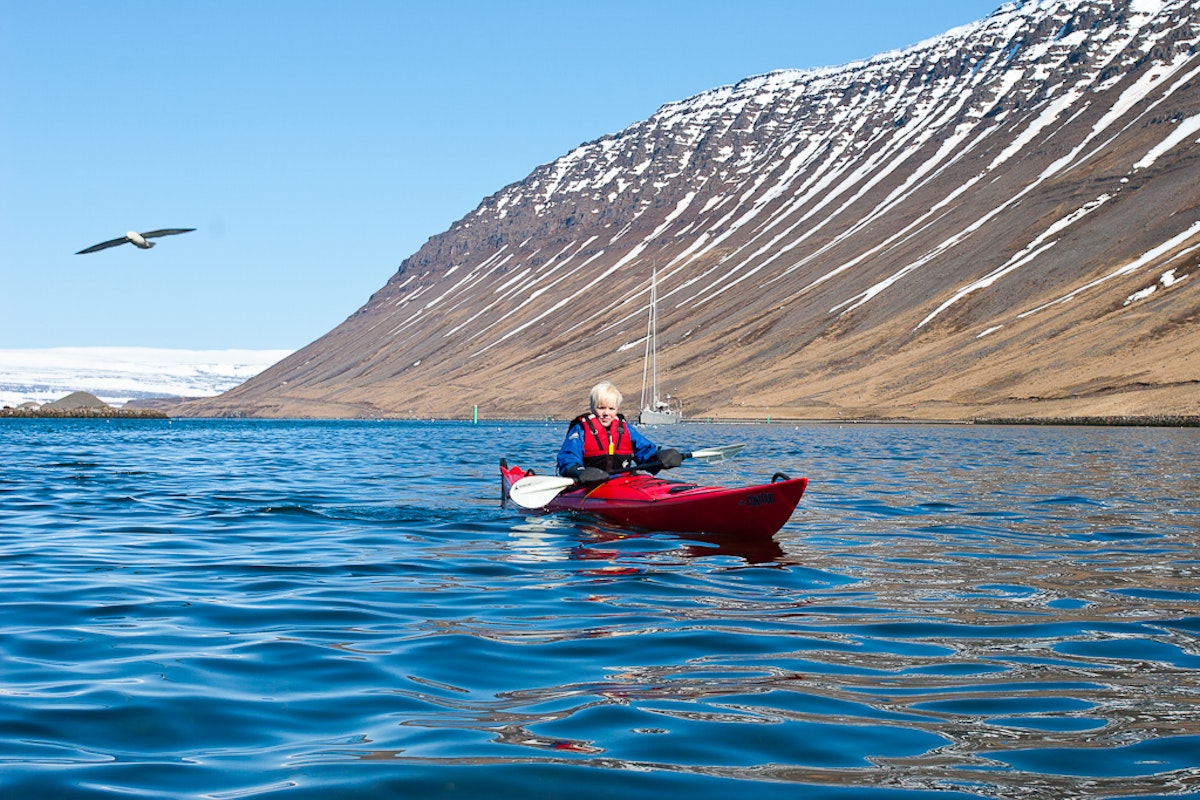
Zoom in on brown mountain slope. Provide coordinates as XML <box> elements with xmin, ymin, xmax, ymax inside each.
<box><xmin>185</xmin><ymin>0</ymin><xmax>1200</xmax><ymax>421</ymax></box>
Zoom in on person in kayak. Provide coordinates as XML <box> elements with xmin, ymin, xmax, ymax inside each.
<box><xmin>557</xmin><ymin>381</ymin><xmax>683</xmax><ymax>483</ymax></box>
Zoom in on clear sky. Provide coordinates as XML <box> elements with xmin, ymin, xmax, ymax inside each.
<box><xmin>1</xmin><ymin>0</ymin><xmax>1000</xmax><ymax>351</ymax></box>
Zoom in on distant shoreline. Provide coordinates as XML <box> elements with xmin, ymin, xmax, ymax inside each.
<box><xmin>974</xmin><ymin>415</ymin><xmax>1199</xmax><ymax>427</ymax></box>
<box><xmin>7</xmin><ymin>413</ymin><xmax>1194</xmax><ymax>427</ymax></box>
<box><xmin>683</xmin><ymin>415</ymin><xmax>1200</xmax><ymax>427</ymax></box>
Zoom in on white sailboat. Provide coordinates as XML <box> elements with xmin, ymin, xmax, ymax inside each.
<box><xmin>638</xmin><ymin>266</ymin><xmax>683</xmax><ymax>425</ymax></box>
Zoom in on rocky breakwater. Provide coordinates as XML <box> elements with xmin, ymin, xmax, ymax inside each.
<box><xmin>1</xmin><ymin>391</ymin><xmax>168</xmax><ymax>419</ymax></box>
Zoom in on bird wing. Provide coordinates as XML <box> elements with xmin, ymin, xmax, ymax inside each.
<box><xmin>141</xmin><ymin>228</ymin><xmax>196</xmax><ymax>239</ymax></box>
<box><xmin>75</xmin><ymin>237</ymin><xmax>131</xmax><ymax>255</ymax></box>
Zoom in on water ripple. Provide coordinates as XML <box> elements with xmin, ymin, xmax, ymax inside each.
<box><xmin>1</xmin><ymin>420</ymin><xmax>1198</xmax><ymax>798</ymax></box>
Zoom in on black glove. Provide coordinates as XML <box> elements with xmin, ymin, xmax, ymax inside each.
<box><xmin>579</xmin><ymin>467</ymin><xmax>608</xmax><ymax>483</ymax></box>
<box><xmin>657</xmin><ymin>448</ymin><xmax>683</xmax><ymax>469</ymax></box>
<box><xmin>566</xmin><ymin>466</ymin><xmax>609</xmax><ymax>484</ymax></box>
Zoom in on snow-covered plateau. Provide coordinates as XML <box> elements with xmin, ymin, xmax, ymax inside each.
<box><xmin>0</xmin><ymin>347</ymin><xmax>292</xmax><ymax>408</ymax></box>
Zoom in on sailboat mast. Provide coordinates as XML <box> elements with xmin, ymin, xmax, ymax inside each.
<box><xmin>650</xmin><ymin>265</ymin><xmax>659</xmax><ymax>407</ymax></box>
<box><xmin>640</xmin><ymin>265</ymin><xmax>659</xmax><ymax>412</ymax></box>
<box><xmin>637</xmin><ymin>263</ymin><xmax>682</xmax><ymax>424</ymax></box>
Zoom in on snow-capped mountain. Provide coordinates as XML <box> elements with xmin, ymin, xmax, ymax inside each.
<box><xmin>0</xmin><ymin>348</ymin><xmax>292</xmax><ymax>408</ymax></box>
<box><xmin>189</xmin><ymin>0</ymin><xmax>1199</xmax><ymax>420</ymax></box>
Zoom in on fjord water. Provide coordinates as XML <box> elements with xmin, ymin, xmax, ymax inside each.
<box><xmin>2</xmin><ymin>419</ymin><xmax>1198</xmax><ymax>799</ymax></box>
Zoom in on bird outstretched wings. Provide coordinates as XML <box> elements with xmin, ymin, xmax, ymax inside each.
<box><xmin>76</xmin><ymin>228</ymin><xmax>196</xmax><ymax>254</ymax></box>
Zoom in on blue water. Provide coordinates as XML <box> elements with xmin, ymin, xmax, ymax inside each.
<box><xmin>2</xmin><ymin>419</ymin><xmax>1198</xmax><ymax>799</ymax></box>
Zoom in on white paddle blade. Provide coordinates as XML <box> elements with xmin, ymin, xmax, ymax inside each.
<box><xmin>508</xmin><ymin>475</ymin><xmax>577</xmax><ymax>509</ymax></box>
<box><xmin>688</xmin><ymin>443</ymin><xmax>745</xmax><ymax>463</ymax></box>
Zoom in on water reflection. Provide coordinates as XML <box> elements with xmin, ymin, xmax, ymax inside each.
<box><xmin>505</xmin><ymin>516</ymin><xmax>788</xmax><ymax>566</ymax></box>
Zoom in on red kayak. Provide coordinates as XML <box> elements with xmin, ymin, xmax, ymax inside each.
<box><xmin>500</xmin><ymin>460</ymin><xmax>807</xmax><ymax>537</ymax></box>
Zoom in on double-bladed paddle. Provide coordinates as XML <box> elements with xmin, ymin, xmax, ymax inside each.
<box><xmin>506</xmin><ymin>443</ymin><xmax>745</xmax><ymax>510</ymax></box>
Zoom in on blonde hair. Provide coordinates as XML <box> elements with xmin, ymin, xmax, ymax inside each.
<box><xmin>589</xmin><ymin>381</ymin><xmax>623</xmax><ymax>411</ymax></box>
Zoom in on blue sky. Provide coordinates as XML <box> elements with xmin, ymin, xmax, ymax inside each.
<box><xmin>1</xmin><ymin>0</ymin><xmax>1000</xmax><ymax>351</ymax></box>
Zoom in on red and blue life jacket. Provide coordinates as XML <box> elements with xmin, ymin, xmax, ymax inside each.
<box><xmin>574</xmin><ymin>413</ymin><xmax>635</xmax><ymax>472</ymax></box>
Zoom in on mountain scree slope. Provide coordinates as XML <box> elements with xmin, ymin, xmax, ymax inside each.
<box><xmin>187</xmin><ymin>0</ymin><xmax>1200</xmax><ymax>421</ymax></box>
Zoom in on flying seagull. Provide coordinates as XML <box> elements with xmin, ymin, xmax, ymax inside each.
<box><xmin>76</xmin><ymin>228</ymin><xmax>196</xmax><ymax>255</ymax></box>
